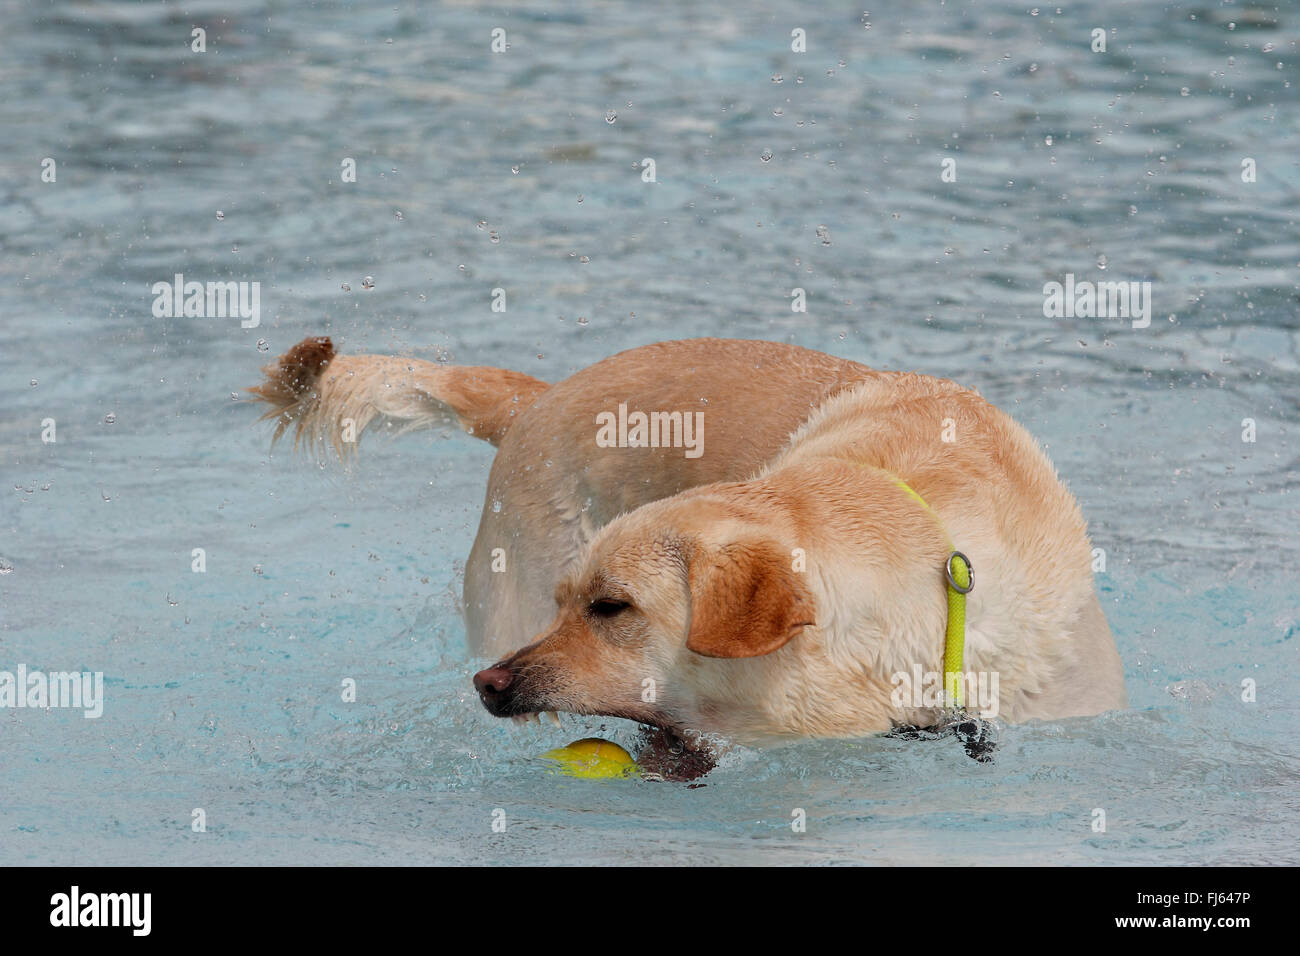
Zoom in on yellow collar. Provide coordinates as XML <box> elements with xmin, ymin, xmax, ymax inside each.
<box><xmin>868</xmin><ymin>470</ymin><xmax>974</xmax><ymax>710</ymax></box>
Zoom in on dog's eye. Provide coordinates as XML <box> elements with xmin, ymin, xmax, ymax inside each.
<box><xmin>588</xmin><ymin>599</ymin><xmax>631</xmax><ymax>618</ymax></box>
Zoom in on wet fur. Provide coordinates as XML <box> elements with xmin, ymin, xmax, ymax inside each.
<box><xmin>250</xmin><ymin>337</ymin><xmax>1127</xmax><ymax>748</ymax></box>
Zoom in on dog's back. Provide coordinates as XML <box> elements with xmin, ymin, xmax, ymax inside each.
<box><xmin>768</xmin><ymin>374</ymin><xmax>1126</xmax><ymax>720</ymax></box>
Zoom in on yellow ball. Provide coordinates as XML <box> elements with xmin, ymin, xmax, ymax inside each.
<box><xmin>541</xmin><ymin>737</ymin><xmax>638</xmax><ymax>779</ymax></box>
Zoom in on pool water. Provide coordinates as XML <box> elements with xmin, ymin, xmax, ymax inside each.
<box><xmin>1</xmin><ymin>0</ymin><xmax>1297</xmax><ymax>865</ymax></box>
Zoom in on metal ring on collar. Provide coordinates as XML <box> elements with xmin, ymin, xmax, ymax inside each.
<box><xmin>946</xmin><ymin>551</ymin><xmax>974</xmax><ymax>593</ymax></box>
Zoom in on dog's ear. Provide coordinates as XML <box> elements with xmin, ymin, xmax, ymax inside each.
<box><xmin>685</xmin><ymin>540</ymin><xmax>816</xmax><ymax>658</ymax></box>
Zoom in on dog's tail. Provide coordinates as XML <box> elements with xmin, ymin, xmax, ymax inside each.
<box><xmin>247</xmin><ymin>336</ymin><xmax>549</xmax><ymax>456</ymax></box>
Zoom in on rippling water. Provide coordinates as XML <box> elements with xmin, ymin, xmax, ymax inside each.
<box><xmin>2</xmin><ymin>0</ymin><xmax>1297</xmax><ymax>865</ymax></box>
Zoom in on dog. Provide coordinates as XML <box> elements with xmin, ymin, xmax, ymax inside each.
<box><xmin>250</xmin><ymin>336</ymin><xmax>1127</xmax><ymax>778</ymax></box>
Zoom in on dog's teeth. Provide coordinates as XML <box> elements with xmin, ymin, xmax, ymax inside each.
<box><xmin>545</xmin><ymin>710</ymin><xmax>562</xmax><ymax>728</ymax></box>
<box><xmin>511</xmin><ymin>715</ymin><xmax>528</xmax><ymax>727</ymax></box>
<box><xmin>527</xmin><ymin>712</ymin><xmax>539</xmax><ymax>724</ymax></box>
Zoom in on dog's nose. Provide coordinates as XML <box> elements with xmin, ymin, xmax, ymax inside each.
<box><xmin>473</xmin><ymin>667</ymin><xmax>514</xmax><ymax>696</ymax></box>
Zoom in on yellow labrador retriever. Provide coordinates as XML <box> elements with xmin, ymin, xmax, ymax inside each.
<box><xmin>251</xmin><ymin>337</ymin><xmax>1126</xmax><ymax>777</ymax></box>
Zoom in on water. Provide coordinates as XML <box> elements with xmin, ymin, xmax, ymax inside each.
<box><xmin>1</xmin><ymin>0</ymin><xmax>1297</xmax><ymax>865</ymax></box>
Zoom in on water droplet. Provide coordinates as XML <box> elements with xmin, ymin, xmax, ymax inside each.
<box><xmin>771</xmin><ymin>74</ymin><xmax>783</xmax><ymax>84</ymax></box>
<box><xmin>579</xmin><ymin>255</ymin><xmax>590</xmax><ymax>263</ymax></box>
<box><xmin>257</xmin><ymin>339</ymin><xmax>269</xmax><ymax>352</ymax></box>
<box><xmin>489</xmin><ymin>231</ymin><xmax>500</xmax><ymax>243</ymax></box>
<box><xmin>394</xmin><ymin>210</ymin><xmax>404</xmax><ymax>220</ymax></box>
<box><xmin>362</xmin><ymin>276</ymin><xmax>375</xmax><ymax>290</ymax></box>
<box><xmin>576</xmin><ymin>316</ymin><xmax>589</xmax><ymax>326</ymax></box>
<box><xmin>577</xmin><ymin>194</ymin><xmax>583</xmax><ymax>203</ymax></box>
<box><xmin>476</xmin><ymin>220</ymin><xmax>487</xmax><ymax>230</ymax></box>
<box><xmin>605</xmin><ymin>109</ymin><xmax>617</xmax><ymax>124</ymax></box>
<box><xmin>215</xmin><ymin>210</ymin><xmax>225</xmax><ymax>221</ymax></box>
<box><xmin>511</xmin><ymin>165</ymin><xmax>520</xmax><ymax>174</ymax></box>
<box><xmin>1180</xmin><ymin>87</ymin><xmax>1190</xmax><ymax>96</ymax></box>
<box><xmin>1044</xmin><ymin>135</ymin><xmax>1053</xmax><ymax>146</ymax></box>
<box><xmin>1097</xmin><ymin>254</ymin><xmax>1108</xmax><ymax>270</ymax></box>
<box><xmin>29</xmin><ymin>379</ymin><xmax>37</xmax><ymax>387</ymax></box>
<box><xmin>773</xmin><ymin>106</ymin><xmax>784</xmax><ymax>117</ymax></box>
<box><xmin>103</xmin><ymin>412</ymin><xmax>116</xmax><ymax>424</ymax></box>
<box><xmin>341</xmin><ymin>282</ymin><xmax>351</xmax><ymax>292</ymax></box>
<box><xmin>492</xmin><ymin>500</ymin><xmax>502</xmax><ymax>513</ymax></box>
<box><xmin>816</xmin><ymin>224</ymin><xmax>831</xmax><ymax>245</ymax></box>
<box><xmin>760</xmin><ymin>148</ymin><xmax>773</xmax><ymax>162</ymax></box>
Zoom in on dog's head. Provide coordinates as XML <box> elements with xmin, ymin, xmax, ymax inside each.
<box><xmin>471</xmin><ymin>491</ymin><xmax>817</xmax><ymax>778</ymax></box>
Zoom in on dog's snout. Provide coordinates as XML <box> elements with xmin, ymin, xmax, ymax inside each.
<box><xmin>473</xmin><ymin>666</ymin><xmax>514</xmax><ymax>696</ymax></box>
